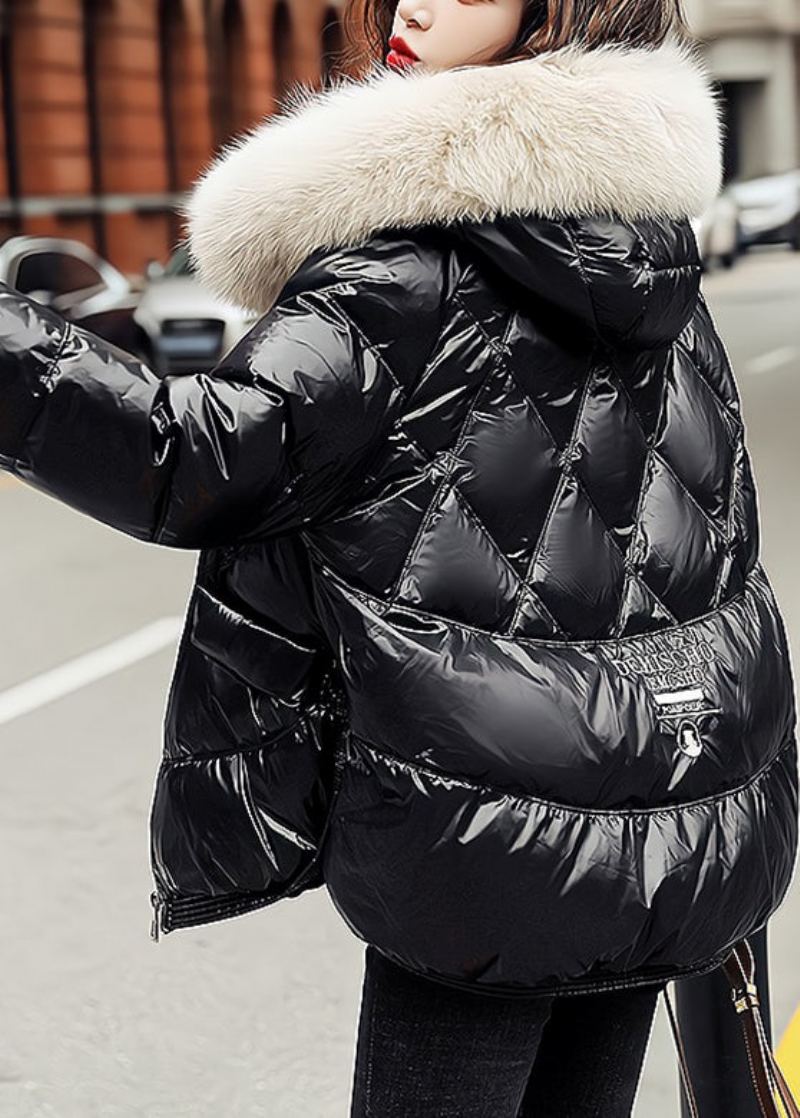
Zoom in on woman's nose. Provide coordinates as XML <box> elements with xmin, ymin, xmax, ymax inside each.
<box><xmin>395</xmin><ymin>1</ymin><xmax>431</xmax><ymax>28</ymax></box>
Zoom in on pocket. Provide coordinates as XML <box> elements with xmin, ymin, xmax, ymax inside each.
<box><xmin>189</xmin><ymin>584</ymin><xmax>322</xmax><ymax>702</ymax></box>
<box><xmin>318</xmin><ymin>559</ymin><xmax>796</xmax><ymax>810</ymax></box>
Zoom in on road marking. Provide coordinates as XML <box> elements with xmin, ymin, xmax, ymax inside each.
<box><xmin>744</xmin><ymin>347</ymin><xmax>798</xmax><ymax>376</ymax></box>
<box><xmin>0</xmin><ymin>617</ymin><xmax>183</xmax><ymax>726</ymax></box>
<box><xmin>776</xmin><ymin>1004</ymin><xmax>800</xmax><ymax>1099</ymax></box>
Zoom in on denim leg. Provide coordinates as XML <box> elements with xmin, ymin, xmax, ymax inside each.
<box><xmin>518</xmin><ymin>981</ymin><xmax>664</xmax><ymax>1117</ymax></box>
<box><xmin>349</xmin><ymin>944</ymin><xmax>556</xmax><ymax>1118</ymax></box>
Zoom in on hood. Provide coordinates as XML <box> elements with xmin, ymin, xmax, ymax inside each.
<box><xmin>183</xmin><ymin>37</ymin><xmax>723</xmax><ymax>329</ymax></box>
<box><xmin>452</xmin><ymin>212</ymin><xmax>703</xmax><ymax>348</ymax></box>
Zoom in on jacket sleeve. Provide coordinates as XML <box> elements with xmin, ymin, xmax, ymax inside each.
<box><xmin>0</xmin><ymin>279</ymin><xmax>401</xmax><ymax>549</ymax></box>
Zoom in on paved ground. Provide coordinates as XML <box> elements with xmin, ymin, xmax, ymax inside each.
<box><xmin>0</xmin><ymin>245</ymin><xmax>798</xmax><ymax>1116</ymax></box>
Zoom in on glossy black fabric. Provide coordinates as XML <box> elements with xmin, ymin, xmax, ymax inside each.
<box><xmin>351</xmin><ymin>944</ymin><xmax>662</xmax><ymax>1117</ymax></box>
<box><xmin>1</xmin><ymin>212</ymin><xmax>797</xmax><ymax>997</ymax></box>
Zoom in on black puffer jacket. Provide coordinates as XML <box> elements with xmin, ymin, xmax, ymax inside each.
<box><xmin>1</xmin><ymin>39</ymin><xmax>797</xmax><ymax>998</ymax></box>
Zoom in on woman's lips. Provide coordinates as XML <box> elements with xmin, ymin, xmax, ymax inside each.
<box><xmin>386</xmin><ymin>49</ymin><xmax>419</xmax><ymax>70</ymax></box>
<box><xmin>386</xmin><ymin>37</ymin><xmax>419</xmax><ymax>70</ymax></box>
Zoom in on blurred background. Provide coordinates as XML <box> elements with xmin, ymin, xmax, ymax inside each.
<box><xmin>0</xmin><ymin>2</ymin><xmax>799</xmax><ymax>1116</ymax></box>
<box><xmin>0</xmin><ymin>0</ymin><xmax>798</xmax><ymax>370</ymax></box>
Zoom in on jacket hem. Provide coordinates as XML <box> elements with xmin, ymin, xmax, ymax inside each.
<box><xmin>150</xmin><ymin>729</ymin><xmax>350</xmax><ymax>940</ymax></box>
<box><xmin>321</xmin><ymin>731</ymin><xmax>797</xmax><ymax>998</ymax></box>
<box><xmin>364</xmin><ymin>940</ymin><xmax>736</xmax><ymax>1001</ymax></box>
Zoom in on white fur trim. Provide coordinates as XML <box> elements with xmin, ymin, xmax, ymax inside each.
<box><xmin>183</xmin><ymin>38</ymin><xmax>723</xmax><ymax>314</ymax></box>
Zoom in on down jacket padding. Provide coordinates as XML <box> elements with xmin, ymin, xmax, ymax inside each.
<box><xmin>1</xmin><ymin>38</ymin><xmax>797</xmax><ymax>998</ymax></box>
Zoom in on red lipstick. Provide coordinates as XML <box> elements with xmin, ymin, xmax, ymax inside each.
<box><xmin>386</xmin><ymin>35</ymin><xmax>419</xmax><ymax>70</ymax></box>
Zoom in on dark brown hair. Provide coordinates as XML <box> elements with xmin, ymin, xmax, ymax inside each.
<box><xmin>336</xmin><ymin>0</ymin><xmax>690</xmax><ymax>78</ymax></box>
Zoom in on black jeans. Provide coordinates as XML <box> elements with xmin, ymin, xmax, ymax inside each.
<box><xmin>350</xmin><ymin>944</ymin><xmax>663</xmax><ymax>1117</ymax></box>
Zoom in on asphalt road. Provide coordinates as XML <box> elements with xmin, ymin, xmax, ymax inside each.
<box><xmin>0</xmin><ymin>247</ymin><xmax>798</xmax><ymax>1117</ymax></box>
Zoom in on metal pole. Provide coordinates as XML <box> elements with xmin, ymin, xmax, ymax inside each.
<box><xmin>675</xmin><ymin>924</ymin><xmax>772</xmax><ymax>1117</ymax></box>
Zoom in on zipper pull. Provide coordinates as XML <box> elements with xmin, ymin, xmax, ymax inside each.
<box><xmin>150</xmin><ymin>890</ymin><xmax>163</xmax><ymax>943</ymax></box>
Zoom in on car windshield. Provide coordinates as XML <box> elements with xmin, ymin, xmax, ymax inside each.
<box><xmin>163</xmin><ymin>244</ymin><xmax>194</xmax><ymax>278</ymax></box>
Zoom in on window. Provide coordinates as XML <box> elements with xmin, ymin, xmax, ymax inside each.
<box><xmin>14</xmin><ymin>252</ymin><xmax>106</xmax><ymax>298</ymax></box>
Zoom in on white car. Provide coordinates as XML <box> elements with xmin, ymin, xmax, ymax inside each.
<box><xmin>690</xmin><ymin>191</ymin><xmax>741</xmax><ymax>271</ymax></box>
<box><xmin>725</xmin><ymin>170</ymin><xmax>800</xmax><ymax>252</ymax></box>
<box><xmin>133</xmin><ymin>244</ymin><xmax>260</xmax><ymax>376</ymax></box>
<box><xmin>0</xmin><ymin>235</ymin><xmax>260</xmax><ymax>379</ymax></box>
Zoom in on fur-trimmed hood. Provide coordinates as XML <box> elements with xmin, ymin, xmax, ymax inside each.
<box><xmin>183</xmin><ymin>38</ymin><xmax>723</xmax><ymax>315</ymax></box>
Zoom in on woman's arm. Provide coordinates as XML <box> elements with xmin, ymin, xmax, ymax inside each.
<box><xmin>0</xmin><ymin>278</ymin><xmax>399</xmax><ymax>550</ymax></box>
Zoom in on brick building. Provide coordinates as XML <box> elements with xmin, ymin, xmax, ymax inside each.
<box><xmin>0</xmin><ymin>0</ymin><xmax>345</xmax><ymax>274</ymax></box>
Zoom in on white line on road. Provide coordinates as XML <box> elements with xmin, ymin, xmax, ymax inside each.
<box><xmin>0</xmin><ymin>617</ymin><xmax>184</xmax><ymax>727</ymax></box>
<box><xmin>744</xmin><ymin>347</ymin><xmax>798</xmax><ymax>376</ymax></box>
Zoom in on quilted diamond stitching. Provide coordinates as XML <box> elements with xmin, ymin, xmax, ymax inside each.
<box><xmin>636</xmin><ymin>454</ymin><xmax>728</xmax><ymax>615</ymax></box>
<box><xmin>450</xmin><ymin>476</ymin><xmax>580</xmax><ymax>637</ymax></box>
<box><xmin>448</xmin><ymin>483</ymin><xmax>523</xmax><ymax>596</ymax></box>
<box><xmin>527</xmin><ymin>471</ymin><xmax>629</xmax><ymax>637</ymax></box>
<box><xmin>674</xmin><ymin>333</ymin><xmax>744</xmax><ymax>427</ymax></box>
<box><xmin>387</xmin><ymin>308</ymin><xmax>516</xmax><ymax>609</ymax></box>
<box><xmin>603</xmin><ymin>353</ymin><xmax>735</xmax><ymax>625</ymax></box>
<box><xmin>327</xmin><ymin>267</ymin><xmax>479</xmax><ymax>470</ymax></box>
<box><xmin>478</xmin><ymin>348</ymin><xmax>687</xmax><ymax>634</ymax></box>
<box><xmin>394</xmin><ymin>478</ymin><xmax>523</xmax><ymax>626</ymax></box>
<box><xmin>651</xmin><ymin>352</ymin><xmax>737</xmax><ymax>522</ymax></box>
<box><xmin>650</xmin><ymin>446</ymin><xmax>729</xmax><ymax>541</ymax></box>
<box><xmin>505</xmin><ymin>351</ymin><xmax>602</xmax><ymax>636</ymax></box>
<box><xmin>440</xmin><ymin>371</ymin><xmax>571</xmax><ymax>630</ymax></box>
<box><xmin>360</xmin><ymin>250</ymin><xmax>743</xmax><ymax>640</ymax></box>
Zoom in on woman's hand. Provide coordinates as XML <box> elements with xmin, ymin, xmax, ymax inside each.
<box><xmin>0</xmin><ymin>281</ymin><xmax>74</xmax><ymax>464</ymax></box>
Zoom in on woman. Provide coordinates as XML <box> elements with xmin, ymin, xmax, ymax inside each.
<box><xmin>0</xmin><ymin>0</ymin><xmax>797</xmax><ymax>1111</ymax></box>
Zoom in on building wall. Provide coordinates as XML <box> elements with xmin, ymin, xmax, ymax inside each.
<box><xmin>707</xmin><ymin>35</ymin><xmax>799</xmax><ymax>178</ymax></box>
<box><xmin>0</xmin><ymin>0</ymin><xmax>345</xmax><ymax>275</ymax></box>
<box><xmin>687</xmin><ymin>0</ymin><xmax>800</xmax><ymax>179</ymax></box>
<box><xmin>5</xmin><ymin>0</ymin><xmax>96</xmax><ymax>249</ymax></box>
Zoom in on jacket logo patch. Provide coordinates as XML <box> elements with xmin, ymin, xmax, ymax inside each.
<box><xmin>676</xmin><ymin>718</ymin><xmax>704</xmax><ymax>757</ymax></box>
<box><xmin>605</xmin><ymin>629</ymin><xmax>723</xmax><ymax>754</ymax></box>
